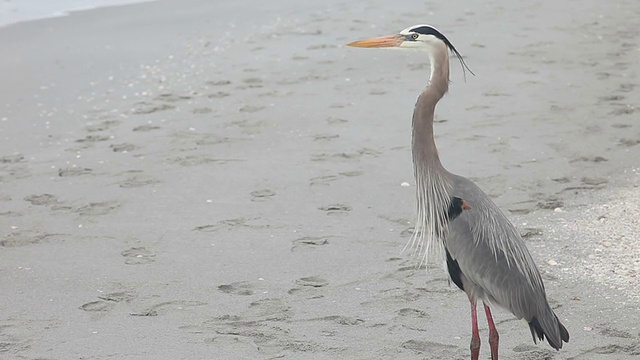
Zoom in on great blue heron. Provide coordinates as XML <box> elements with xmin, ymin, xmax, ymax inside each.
<box><xmin>347</xmin><ymin>25</ymin><xmax>569</xmax><ymax>359</ymax></box>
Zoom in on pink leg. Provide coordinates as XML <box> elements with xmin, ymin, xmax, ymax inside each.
<box><xmin>483</xmin><ymin>302</ymin><xmax>499</xmax><ymax>360</ymax></box>
<box><xmin>470</xmin><ymin>300</ymin><xmax>480</xmax><ymax>360</ymax></box>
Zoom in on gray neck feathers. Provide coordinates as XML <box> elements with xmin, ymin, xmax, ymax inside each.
<box><xmin>406</xmin><ymin>44</ymin><xmax>454</xmax><ymax>266</ymax></box>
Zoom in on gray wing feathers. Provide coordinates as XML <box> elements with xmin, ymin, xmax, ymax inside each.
<box><xmin>450</xmin><ymin>175</ymin><xmax>544</xmax><ymax>293</ymax></box>
<box><xmin>446</xmin><ymin>175</ymin><xmax>568</xmax><ymax>348</ymax></box>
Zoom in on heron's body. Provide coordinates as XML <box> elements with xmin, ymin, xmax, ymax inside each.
<box><xmin>348</xmin><ymin>25</ymin><xmax>569</xmax><ymax>359</ymax></box>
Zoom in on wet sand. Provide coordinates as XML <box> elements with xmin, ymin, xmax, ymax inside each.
<box><xmin>1</xmin><ymin>0</ymin><xmax>639</xmax><ymax>359</ymax></box>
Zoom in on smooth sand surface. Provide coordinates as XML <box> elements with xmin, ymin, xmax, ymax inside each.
<box><xmin>1</xmin><ymin>0</ymin><xmax>639</xmax><ymax>359</ymax></box>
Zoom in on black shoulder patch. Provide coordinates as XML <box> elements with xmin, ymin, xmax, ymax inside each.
<box><xmin>447</xmin><ymin>197</ymin><xmax>465</xmax><ymax>220</ymax></box>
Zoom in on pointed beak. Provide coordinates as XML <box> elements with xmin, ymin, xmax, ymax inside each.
<box><xmin>462</xmin><ymin>200</ymin><xmax>471</xmax><ymax>210</ymax></box>
<box><xmin>346</xmin><ymin>34</ymin><xmax>403</xmax><ymax>48</ymax></box>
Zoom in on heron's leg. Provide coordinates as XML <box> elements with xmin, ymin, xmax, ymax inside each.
<box><xmin>483</xmin><ymin>302</ymin><xmax>499</xmax><ymax>360</ymax></box>
<box><xmin>469</xmin><ymin>300</ymin><xmax>480</xmax><ymax>360</ymax></box>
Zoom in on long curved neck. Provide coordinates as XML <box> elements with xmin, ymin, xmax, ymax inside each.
<box><xmin>407</xmin><ymin>42</ymin><xmax>454</xmax><ymax>264</ymax></box>
<box><xmin>412</xmin><ymin>44</ymin><xmax>450</xmax><ymax>176</ymax></box>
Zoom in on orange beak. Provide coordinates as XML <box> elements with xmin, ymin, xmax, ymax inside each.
<box><xmin>462</xmin><ymin>200</ymin><xmax>471</xmax><ymax>210</ymax></box>
<box><xmin>346</xmin><ymin>34</ymin><xmax>403</xmax><ymax>48</ymax></box>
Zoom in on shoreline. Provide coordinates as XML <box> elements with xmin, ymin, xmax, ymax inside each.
<box><xmin>0</xmin><ymin>0</ymin><xmax>155</xmax><ymax>28</ymax></box>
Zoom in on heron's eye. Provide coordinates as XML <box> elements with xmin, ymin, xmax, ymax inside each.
<box><xmin>411</xmin><ymin>33</ymin><xmax>419</xmax><ymax>40</ymax></box>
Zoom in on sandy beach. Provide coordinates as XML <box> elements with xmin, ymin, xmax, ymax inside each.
<box><xmin>1</xmin><ymin>0</ymin><xmax>639</xmax><ymax>359</ymax></box>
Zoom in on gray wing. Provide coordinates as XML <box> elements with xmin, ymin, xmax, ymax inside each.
<box><xmin>446</xmin><ymin>174</ymin><xmax>568</xmax><ymax>349</ymax></box>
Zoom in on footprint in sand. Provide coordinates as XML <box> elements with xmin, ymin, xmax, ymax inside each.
<box><xmin>131</xmin><ymin>94</ymin><xmax>192</xmax><ymax>114</ymax></box>
<box><xmin>570</xmin><ymin>156</ymin><xmax>608</xmax><ymax>163</ymax></box>
<box><xmin>80</xmin><ymin>291</ymin><xmax>136</xmax><ymax>313</ymax></box>
<box><xmin>80</xmin><ymin>301</ymin><xmax>113</xmax><ymax>312</ymax></box>
<box><xmin>130</xmin><ymin>300</ymin><xmax>207</xmax><ymax>317</ymax></box>
<box><xmin>131</xmin><ymin>102</ymin><xmax>174</xmax><ymax>114</ymax></box>
<box><xmin>599</xmin><ymin>95</ymin><xmax>625</xmax><ymax>103</ymax></box>
<box><xmin>306</xmin><ymin>315</ymin><xmax>364</xmax><ymax>326</ymax></box>
<box><xmin>0</xmin><ymin>153</ymin><xmax>24</xmax><ymax>163</ymax></box>
<box><xmin>208</xmin><ymin>91</ymin><xmax>230</xmax><ymax>98</ymax></box>
<box><xmin>0</xmin><ymin>164</ymin><xmax>30</xmax><ymax>181</ymax></box>
<box><xmin>617</xmin><ymin>83</ymin><xmax>636</xmax><ymax>93</ymax></box>
<box><xmin>98</xmin><ymin>291</ymin><xmax>137</xmax><ymax>303</ymax></box>
<box><xmin>74</xmin><ymin>201</ymin><xmax>121</xmax><ymax>216</ymax></box>
<box><xmin>155</xmin><ymin>94</ymin><xmax>192</xmax><ymax>103</ymax></box>
<box><xmin>326</xmin><ymin>117</ymin><xmax>348</xmax><ymax>125</ymax></box>
<box><xmin>312</xmin><ymin>134</ymin><xmax>340</xmax><ymax>142</ymax></box>
<box><xmin>0</xmin><ymin>323</ymin><xmax>31</xmax><ymax>353</ymax></box>
<box><xmin>0</xmin><ymin>231</ymin><xmax>65</xmax><ymax>247</ymax></box>
<box><xmin>24</xmin><ymin>194</ymin><xmax>59</xmax><ymax>206</ymax></box>
<box><xmin>402</xmin><ymin>340</ymin><xmax>460</xmax><ymax>356</ymax></box>
<box><xmin>311</xmin><ymin>148</ymin><xmax>380</xmax><ymax>162</ymax></box>
<box><xmin>193</xmin><ymin>218</ymin><xmax>272</xmax><ymax>232</ymax></box>
<box><xmin>84</xmin><ymin>119</ymin><xmax>121</xmax><ymax>132</ymax></box>
<box><xmin>288</xmin><ymin>276</ymin><xmax>329</xmax><ymax>296</ymax></box>
<box><xmin>121</xmin><ymin>247</ymin><xmax>156</xmax><ymax>265</ymax></box>
<box><xmin>295</xmin><ymin>276</ymin><xmax>329</xmax><ymax>288</ymax></box>
<box><xmin>400</xmin><ymin>227</ymin><xmax>416</xmax><ymax>238</ymax></box>
<box><xmin>599</xmin><ymin>326</ymin><xmax>633</xmax><ymax>339</ymax></box>
<box><xmin>520</xmin><ymin>228</ymin><xmax>543</xmax><ymax>240</ymax></box>
<box><xmin>236</xmin><ymin>77</ymin><xmax>263</xmax><ymax>90</ymax></box>
<box><xmin>75</xmin><ymin>134</ymin><xmax>111</xmax><ymax>144</ymax></box>
<box><xmin>612</xmin><ymin>123</ymin><xmax>632</xmax><ymax>129</ymax></box>
<box><xmin>133</xmin><ymin>124</ymin><xmax>162</xmax><ymax>132</ymax></box>
<box><xmin>192</xmin><ymin>107</ymin><xmax>213</xmax><ymax>114</ymax></box>
<box><xmin>0</xmin><ymin>211</ymin><xmax>21</xmax><ymax>217</ymax></box>
<box><xmin>318</xmin><ymin>204</ymin><xmax>352</xmax><ymax>216</ymax></box>
<box><xmin>291</xmin><ymin>236</ymin><xmax>330</xmax><ymax>252</ymax></box>
<box><xmin>118</xmin><ymin>174</ymin><xmax>161</xmax><ymax>188</ymax></box>
<box><xmin>248</xmin><ymin>298</ymin><xmax>292</xmax><ymax>321</ymax></box>
<box><xmin>369</xmin><ymin>89</ymin><xmax>387</xmax><ymax>95</ymax></box>
<box><xmin>610</xmin><ymin>105</ymin><xmax>635</xmax><ymax>115</ymax></box>
<box><xmin>206</xmin><ymin>80</ymin><xmax>231</xmax><ymax>86</ymax></box>
<box><xmin>397</xmin><ymin>308</ymin><xmax>430</xmax><ymax>318</ymax></box>
<box><xmin>167</xmin><ymin>154</ymin><xmax>241</xmax><ymax>166</ymax></box>
<box><xmin>111</xmin><ymin>143</ymin><xmax>137</xmax><ymax>152</ymax></box>
<box><xmin>581</xmin><ymin>177</ymin><xmax>608</xmax><ymax>186</ymax></box>
<box><xmin>396</xmin><ymin>308</ymin><xmax>431</xmax><ymax>332</ymax></box>
<box><xmin>183</xmin><ymin>314</ymin><xmax>294</xmax><ymax>353</ymax></box>
<box><xmin>218</xmin><ymin>281</ymin><xmax>255</xmax><ymax>296</ymax></box>
<box><xmin>171</xmin><ymin>131</ymin><xmax>249</xmax><ymax>146</ymax></box>
<box><xmin>619</xmin><ymin>138</ymin><xmax>640</xmax><ymax>147</ymax></box>
<box><xmin>225</xmin><ymin>119</ymin><xmax>266</xmax><ymax>135</ymax></box>
<box><xmin>58</xmin><ymin>167</ymin><xmax>92</xmax><ymax>177</ymax></box>
<box><xmin>536</xmin><ymin>196</ymin><xmax>564</xmax><ymax>210</ymax></box>
<box><xmin>582</xmin><ymin>343</ymin><xmax>640</xmax><ymax>356</ymax></box>
<box><xmin>250</xmin><ymin>189</ymin><xmax>275</xmax><ymax>202</ymax></box>
<box><xmin>238</xmin><ymin>105</ymin><xmax>266</xmax><ymax>113</ymax></box>
<box><xmin>309</xmin><ymin>171</ymin><xmax>363</xmax><ymax>186</ymax></box>
<box><xmin>511</xmin><ymin>344</ymin><xmax>556</xmax><ymax>357</ymax></box>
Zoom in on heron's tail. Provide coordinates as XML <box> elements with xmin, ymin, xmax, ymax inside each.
<box><xmin>528</xmin><ymin>306</ymin><xmax>570</xmax><ymax>350</ymax></box>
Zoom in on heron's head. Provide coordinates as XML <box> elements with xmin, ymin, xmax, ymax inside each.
<box><xmin>347</xmin><ymin>24</ymin><xmax>473</xmax><ymax>76</ymax></box>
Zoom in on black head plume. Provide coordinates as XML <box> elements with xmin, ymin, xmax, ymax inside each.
<box><xmin>410</xmin><ymin>25</ymin><xmax>475</xmax><ymax>81</ymax></box>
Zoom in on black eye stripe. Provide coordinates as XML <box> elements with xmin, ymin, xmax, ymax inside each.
<box><xmin>407</xmin><ymin>25</ymin><xmax>475</xmax><ymax>80</ymax></box>
<box><xmin>410</xmin><ymin>26</ymin><xmax>449</xmax><ymax>45</ymax></box>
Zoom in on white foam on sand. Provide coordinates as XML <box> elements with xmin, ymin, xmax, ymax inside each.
<box><xmin>540</xmin><ymin>169</ymin><xmax>640</xmax><ymax>302</ymax></box>
<box><xmin>0</xmin><ymin>0</ymin><xmax>155</xmax><ymax>28</ymax></box>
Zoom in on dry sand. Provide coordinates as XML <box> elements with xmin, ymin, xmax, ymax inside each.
<box><xmin>1</xmin><ymin>0</ymin><xmax>639</xmax><ymax>359</ymax></box>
